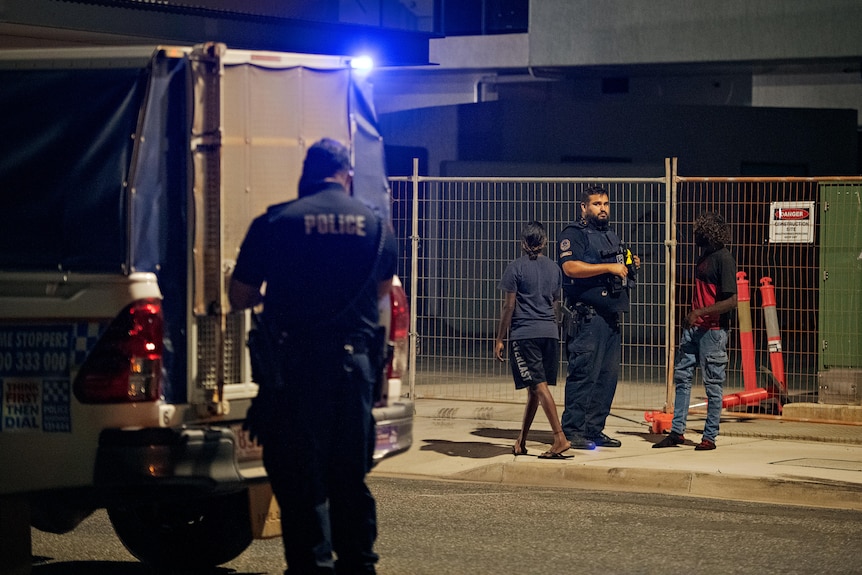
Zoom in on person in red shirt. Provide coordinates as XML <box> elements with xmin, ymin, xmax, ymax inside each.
<box><xmin>654</xmin><ymin>212</ymin><xmax>738</xmax><ymax>450</ymax></box>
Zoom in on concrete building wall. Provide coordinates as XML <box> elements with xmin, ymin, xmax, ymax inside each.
<box><xmin>529</xmin><ymin>0</ymin><xmax>862</xmax><ymax>67</ymax></box>
<box><xmin>380</xmin><ymin>99</ymin><xmax>858</xmax><ymax>177</ymax></box>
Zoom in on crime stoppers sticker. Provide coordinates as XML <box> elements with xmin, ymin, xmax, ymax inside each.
<box><xmin>0</xmin><ymin>325</ymin><xmax>74</xmax><ymax>433</ymax></box>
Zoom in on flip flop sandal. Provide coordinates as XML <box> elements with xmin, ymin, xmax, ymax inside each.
<box><xmin>538</xmin><ymin>450</ymin><xmax>571</xmax><ymax>459</ymax></box>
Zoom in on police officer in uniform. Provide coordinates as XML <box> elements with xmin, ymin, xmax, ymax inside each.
<box><xmin>558</xmin><ymin>186</ymin><xmax>640</xmax><ymax>450</ymax></box>
<box><xmin>229</xmin><ymin>138</ymin><xmax>397</xmax><ymax>575</ymax></box>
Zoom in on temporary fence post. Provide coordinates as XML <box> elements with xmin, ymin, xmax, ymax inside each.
<box><xmin>646</xmin><ymin>157</ymin><xmax>678</xmax><ymax>434</ymax></box>
<box><xmin>665</xmin><ymin>157</ymin><xmax>678</xmax><ymax>413</ymax></box>
<box><xmin>408</xmin><ymin>157</ymin><xmax>420</xmax><ymax>401</ymax></box>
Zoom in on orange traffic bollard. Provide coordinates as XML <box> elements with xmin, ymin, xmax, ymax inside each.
<box><xmin>736</xmin><ymin>271</ymin><xmax>757</xmax><ymax>391</ymax></box>
<box><xmin>685</xmin><ymin>388</ymin><xmax>771</xmax><ymax>413</ymax></box>
<box><xmin>644</xmin><ymin>410</ymin><xmax>673</xmax><ymax>434</ymax></box>
<box><xmin>758</xmin><ymin>277</ymin><xmax>787</xmax><ymax>392</ymax></box>
<box><xmin>720</xmin><ymin>387</ymin><xmax>769</xmax><ymax>408</ymax></box>
<box><xmin>646</xmin><ymin>389</ymin><xmax>769</xmax><ymax>434</ymax></box>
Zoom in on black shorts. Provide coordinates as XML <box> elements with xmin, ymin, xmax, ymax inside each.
<box><xmin>508</xmin><ymin>338</ymin><xmax>559</xmax><ymax>390</ymax></box>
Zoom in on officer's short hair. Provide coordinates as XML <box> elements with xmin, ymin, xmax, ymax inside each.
<box><xmin>298</xmin><ymin>138</ymin><xmax>351</xmax><ymax>196</ymax></box>
<box><xmin>581</xmin><ymin>185</ymin><xmax>608</xmax><ymax>206</ymax></box>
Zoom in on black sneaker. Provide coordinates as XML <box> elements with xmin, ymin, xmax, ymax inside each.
<box><xmin>590</xmin><ymin>433</ymin><xmax>621</xmax><ymax>448</ymax></box>
<box><xmin>653</xmin><ymin>431</ymin><xmax>685</xmax><ymax>448</ymax></box>
<box><xmin>568</xmin><ymin>435</ymin><xmax>596</xmax><ymax>450</ymax></box>
<box><xmin>694</xmin><ymin>438</ymin><xmax>716</xmax><ymax>451</ymax></box>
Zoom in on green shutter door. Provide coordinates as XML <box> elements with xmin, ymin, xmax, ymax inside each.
<box><xmin>818</xmin><ymin>184</ymin><xmax>862</xmax><ymax>371</ymax></box>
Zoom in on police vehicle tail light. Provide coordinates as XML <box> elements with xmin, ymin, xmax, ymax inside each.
<box><xmin>73</xmin><ymin>299</ymin><xmax>164</xmax><ymax>404</ymax></box>
<box><xmin>387</xmin><ymin>283</ymin><xmax>409</xmax><ymax>380</ymax></box>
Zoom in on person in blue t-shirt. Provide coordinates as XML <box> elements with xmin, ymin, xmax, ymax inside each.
<box><xmin>495</xmin><ymin>221</ymin><xmax>571</xmax><ymax>459</ymax></box>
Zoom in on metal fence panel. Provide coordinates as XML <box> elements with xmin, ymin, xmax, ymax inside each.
<box><xmin>675</xmin><ymin>178</ymin><xmax>820</xmax><ymax>408</ymax></box>
<box><xmin>391</xmin><ymin>174</ymin><xmax>668</xmax><ymax>409</ymax></box>
<box><xmin>390</xmin><ymin>164</ymin><xmax>862</xmax><ymax>412</ymax></box>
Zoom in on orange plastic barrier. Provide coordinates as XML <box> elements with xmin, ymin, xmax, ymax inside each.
<box><xmin>736</xmin><ymin>271</ymin><xmax>757</xmax><ymax>391</ymax></box>
<box><xmin>758</xmin><ymin>277</ymin><xmax>787</xmax><ymax>392</ymax></box>
<box><xmin>644</xmin><ymin>389</ymin><xmax>769</xmax><ymax>434</ymax></box>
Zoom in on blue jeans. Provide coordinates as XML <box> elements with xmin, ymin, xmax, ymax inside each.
<box><xmin>561</xmin><ymin>312</ymin><xmax>621</xmax><ymax>439</ymax></box>
<box><xmin>671</xmin><ymin>327</ymin><xmax>728</xmax><ymax>442</ymax></box>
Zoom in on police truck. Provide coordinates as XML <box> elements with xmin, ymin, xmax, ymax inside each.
<box><xmin>0</xmin><ymin>42</ymin><xmax>412</xmax><ymax>571</ymax></box>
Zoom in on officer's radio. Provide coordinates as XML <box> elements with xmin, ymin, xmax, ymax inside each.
<box><xmin>601</xmin><ymin>242</ymin><xmax>636</xmax><ymax>293</ymax></box>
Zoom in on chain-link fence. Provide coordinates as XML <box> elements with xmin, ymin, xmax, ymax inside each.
<box><xmin>390</xmin><ymin>160</ymin><xmax>862</xmax><ymax>412</ymax></box>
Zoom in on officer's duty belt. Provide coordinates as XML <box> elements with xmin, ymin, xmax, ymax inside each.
<box><xmin>569</xmin><ymin>302</ymin><xmax>619</xmax><ymax>324</ymax></box>
<box><xmin>343</xmin><ymin>333</ymin><xmax>371</xmax><ymax>355</ymax></box>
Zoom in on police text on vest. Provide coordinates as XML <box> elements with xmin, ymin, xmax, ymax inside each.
<box><xmin>304</xmin><ymin>214</ymin><xmax>367</xmax><ymax>236</ymax></box>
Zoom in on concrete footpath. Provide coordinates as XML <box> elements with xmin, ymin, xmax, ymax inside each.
<box><xmin>371</xmin><ymin>399</ymin><xmax>862</xmax><ymax>511</ymax></box>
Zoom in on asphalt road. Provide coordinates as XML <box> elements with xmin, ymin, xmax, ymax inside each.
<box><xmin>31</xmin><ymin>476</ymin><xmax>862</xmax><ymax>575</ymax></box>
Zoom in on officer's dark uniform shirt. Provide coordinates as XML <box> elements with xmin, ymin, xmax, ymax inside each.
<box><xmin>557</xmin><ymin>220</ymin><xmax>631</xmax><ymax>315</ymax></box>
<box><xmin>232</xmin><ymin>182</ymin><xmax>397</xmax><ymax>335</ymax></box>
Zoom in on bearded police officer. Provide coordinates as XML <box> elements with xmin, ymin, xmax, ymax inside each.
<box><xmin>558</xmin><ymin>186</ymin><xmax>640</xmax><ymax>450</ymax></box>
<box><xmin>229</xmin><ymin>138</ymin><xmax>397</xmax><ymax>575</ymax></box>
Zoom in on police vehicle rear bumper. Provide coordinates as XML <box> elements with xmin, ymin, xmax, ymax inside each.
<box><xmin>94</xmin><ymin>427</ymin><xmax>246</xmax><ymax>503</ymax></box>
<box><xmin>372</xmin><ymin>399</ymin><xmax>414</xmax><ymax>463</ymax></box>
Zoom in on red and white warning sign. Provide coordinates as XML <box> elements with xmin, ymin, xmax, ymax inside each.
<box><xmin>768</xmin><ymin>201</ymin><xmax>815</xmax><ymax>244</ymax></box>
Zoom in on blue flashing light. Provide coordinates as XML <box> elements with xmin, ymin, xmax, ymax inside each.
<box><xmin>350</xmin><ymin>56</ymin><xmax>374</xmax><ymax>71</ymax></box>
